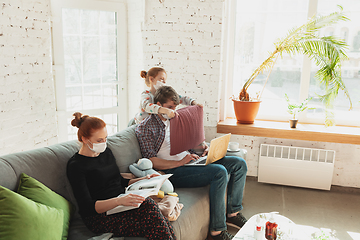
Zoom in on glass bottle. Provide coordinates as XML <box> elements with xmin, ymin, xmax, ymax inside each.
<box><xmin>265</xmin><ymin>213</ymin><xmax>278</xmax><ymax>240</ymax></box>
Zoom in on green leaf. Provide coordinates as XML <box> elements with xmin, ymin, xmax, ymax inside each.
<box><xmin>243</xmin><ymin>6</ymin><xmax>352</xmax><ymax>126</ymax></box>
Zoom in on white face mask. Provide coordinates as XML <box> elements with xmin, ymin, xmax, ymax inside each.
<box><xmin>87</xmin><ymin>140</ymin><xmax>107</xmax><ymax>153</ymax></box>
<box><xmin>153</xmin><ymin>81</ymin><xmax>165</xmax><ymax>90</ymax></box>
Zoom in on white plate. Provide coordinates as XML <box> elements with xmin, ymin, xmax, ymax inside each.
<box><xmin>227</xmin><ymin>148</ymin><xmax>241</xmax><ymax>152</ymax></box>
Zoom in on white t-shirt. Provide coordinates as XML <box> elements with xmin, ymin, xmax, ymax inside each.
<box><xmin>156</xmin><ymin>120</ymin><xmax>189</xmax><ymax>161</ymax></box>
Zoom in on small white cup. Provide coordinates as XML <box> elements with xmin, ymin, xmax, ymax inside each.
<box><xmin>228</xmin><ymin>142</ymin><xmax>239</xmax><ymax>151</ymax></box>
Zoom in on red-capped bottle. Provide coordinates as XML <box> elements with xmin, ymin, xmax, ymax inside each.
<box><xmin>265</xmin><ymin>213</ymin><xmax>278</xmax><ymax>240</ymax></box>
<box><xmin>254</xmin><ymin>215</ymin><xmax>263</xmax><ymax>240</ymax></box>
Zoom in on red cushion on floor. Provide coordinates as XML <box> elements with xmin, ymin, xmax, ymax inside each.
<box><xmin>170</xmin><ymin>105</ymin><xmax>205</xmax><ymax>155</ymax></box>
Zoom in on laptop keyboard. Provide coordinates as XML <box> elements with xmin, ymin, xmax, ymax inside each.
<box><xmin>186</xmin><ymin>156</ymin><xmax>207</xmax><ymax>165</ymax></box>
<box><xmin>191</xmin><ymin>156</ymin><xmax>207</xmax><ymax>165</ymax></box>
<box><xmin>197</xmin><ymin>159</ymin><xmax>206</xmax><ymax>164</ymax></box>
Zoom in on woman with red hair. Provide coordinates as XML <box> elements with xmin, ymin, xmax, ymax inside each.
<box><xmin>67</xmin><ymin>112</ymin><xmax>176</xmax><ymax>240</ymax></box>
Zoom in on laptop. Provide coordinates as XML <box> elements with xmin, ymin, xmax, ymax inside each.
<box><xmin>184</xmin><ymin>133</ymin><xmax>231</xmax><ymax>166</ymax></box>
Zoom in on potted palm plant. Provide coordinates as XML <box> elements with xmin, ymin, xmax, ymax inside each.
<box><xmin>285</xmin><ymin>94</ymin><xmax>314</xmax><ymax>128</ymax></box>
<box><xmin>232</xmin><ymin>6</ymin><xmax>352</xmax><ymax>126</ymax></box>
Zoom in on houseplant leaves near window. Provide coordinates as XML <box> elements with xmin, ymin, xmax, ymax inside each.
<box><xmin>232</xmin><ymin>6</ymin><xmax>352</xmax><ymax>126</ymax></box>
<box><xmin>285</xmin><ymin>93</ymin><xmax>314</xmax><ymax>128</ymax></box>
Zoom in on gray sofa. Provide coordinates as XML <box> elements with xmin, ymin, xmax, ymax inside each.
<box><xmin>0</xmin><ymin>125</ymin><xmax>246</xmax><ymax>240</ymax></box>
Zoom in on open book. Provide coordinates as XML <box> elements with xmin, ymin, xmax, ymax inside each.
<box><xmin>106</xmin><ymin>174</ymin><xmax>173</xmax><ymax>215</ymax></box>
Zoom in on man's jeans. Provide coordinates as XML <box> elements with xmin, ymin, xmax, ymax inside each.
<box><xmin>162</xmin><ymin>156</ymin><xmax>247</xmax><ymax>232</ymax></box>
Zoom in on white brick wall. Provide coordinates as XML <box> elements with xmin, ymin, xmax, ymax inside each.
<box><xmin>0</xmin><ymin>0</ymin><xmax>359</xmax><ymax>189</ymax></box>
<box><xmin>141</xmin><ymin>0</ymin><xmax>360</xmax><ymax>189</ymax></box>
<box><xmin>142</xmin><ymin>0</ymin><xmax>224</xmax><ymax>127</ymax></box>
<box><xmin>0</xmin><ymin>0</ymin><xmax>57</xmax><ymax>156</ymax></box>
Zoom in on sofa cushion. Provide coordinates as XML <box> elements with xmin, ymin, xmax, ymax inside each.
<box><xmin>107</xmin><ymin>125</ymin><xmax>142</xmax><ymax>173</ymax></box>
<box><xmin>17</xmin><ymin>173</ymin><xmax>75</xmax><ymax>240</ymax></box>
<box><xmin>0</xmin><ymin>185</ymin><xmax>64</xmax><ymax>240</ymax></box>
<box><xmin>171</xmin><ymin>187</ymin><xmax>210</xmax><ymax>240</ymax></box>
<box><xmin>0</xmin><ymin>140</ymin><xmax>81</xmax><ymax>199</ymax></box>
<box><xmin>0</xmin><ymin>159</ymin><xmax>18</xmax><ymax>190</ymax></box>
<box><xmin>170</xmin><ymin>105</ymin><xmax>205</xmax><ymax>155</ymax></box>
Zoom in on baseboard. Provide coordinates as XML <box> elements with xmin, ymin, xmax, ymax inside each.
<box><xmin>246</xmin><ymin>176</ymin><xmax>360</xmax><ymax>194</ymax></box>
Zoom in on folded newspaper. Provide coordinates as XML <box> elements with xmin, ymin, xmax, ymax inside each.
<box><xmin>107</xmin><ymin>174</ymin><xmax>173</xmax><ymax>215</ymax></box>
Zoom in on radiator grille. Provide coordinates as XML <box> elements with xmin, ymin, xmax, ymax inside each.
<box><xmin>258</xmin><ymin>144</ymin><xmax>336</xmax><ymax>190</ymax></box>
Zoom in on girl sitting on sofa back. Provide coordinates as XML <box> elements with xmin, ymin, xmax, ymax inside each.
<box><xmin>130</xmin><ymin>67</ymin><xmax>200</xmax><ymax>125</ymax></box>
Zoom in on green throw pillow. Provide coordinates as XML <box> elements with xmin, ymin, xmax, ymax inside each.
<box><xmin>0</xmin><ymin>185</ymin><xmax>64</xmax><ymax>240</ymax></box>
<box><xmin>17</xmin><ymin>173</ymin><xmax>75</xmax><ymax>240</ymax></box>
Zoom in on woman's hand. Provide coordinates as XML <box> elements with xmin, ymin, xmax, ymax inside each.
<box><xmin>117</xmin><ymin>194</ymin><xmax>145</xmax><ymax>207</ymax></box>
<box><xmin>158</xmin><ymin>107</ymin><xmax>176</xmax><ymax>119</ymax></box>
<box><xmin>165</xmin><ymin>108</ymin><xmax>176</xmax><ymax>118</ymax></box>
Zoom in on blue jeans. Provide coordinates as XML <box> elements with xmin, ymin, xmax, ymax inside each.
<box><xmin>162</xmin><ymin>156</ymin><xmax>247</xmax><ymax>232</ymax></box>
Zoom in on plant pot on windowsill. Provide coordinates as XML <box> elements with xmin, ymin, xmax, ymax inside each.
<box><xmin>289</xmin><ymin>119</ymin><xmax>298</xmax><ymax>128</ymax></box>
<box><xmin>232</xmin><ymin>99</ymin><xmax>261</xmax><ymax>124</ymax></box>
<box><xmin>285</xmin><ymin>93</ymin><xmax>314</xmax><ymax>129</ymax></box>
<box><xmin>232</xmin><ymin>8</ymin><xmax>352</xmax><ymax>127</ymax></box>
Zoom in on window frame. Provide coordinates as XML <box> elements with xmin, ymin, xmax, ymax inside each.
<box><xmin>220</xmin><ymin>0</ymin><xmax>360</xmax><ymax>127</ymax></box>
<box><xmin>50</xmin><ymin>0</ymin><xmax>128</xmax><ymax>142</ymax></box>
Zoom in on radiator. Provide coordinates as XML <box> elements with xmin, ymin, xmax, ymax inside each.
<box><xmin>258</xmin><ymin>144</ymin><xmax>335</xmax><ymax>190</ymax></box>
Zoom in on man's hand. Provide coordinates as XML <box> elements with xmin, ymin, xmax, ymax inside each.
<box><xmin>180</xmin><ymin>154</ymin><xmax>200</xmax><ymax>165</ymax></box>
<box><xmin>200</xmin><ymin>142</ymin><xmax>209</xmax><ymax>157</ymax></box>
<box><xmin>193</xmin><ymin>142</ymin><xmax>209</xmax><ymax>157</ymax></box>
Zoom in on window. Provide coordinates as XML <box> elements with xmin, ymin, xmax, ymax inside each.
<box><xmin>51</xmin><ymin>0</ymin><xmax>127</xmax><ymax>141</ymax></box>
<box><xmin>222</xmin><ymin>0</ymin><xmax>360</xmax><ymax>126</ymax></box>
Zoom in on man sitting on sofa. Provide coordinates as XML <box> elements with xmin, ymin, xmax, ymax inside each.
<box><xmin>135</xmin><ymin>86</ymin><xmax>248</xmax><ymax>240</ymax></box>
